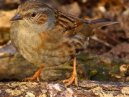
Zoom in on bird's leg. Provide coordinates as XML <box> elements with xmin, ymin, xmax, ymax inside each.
<box><xmin>23</xmin><ymin>64</ymin><xmax>45</xmax><ymax>81</ymax></box>
<box><xmin>63</xmin><ymin>57</ymin><xmax>78</xmax><ymax>86</ymax></box>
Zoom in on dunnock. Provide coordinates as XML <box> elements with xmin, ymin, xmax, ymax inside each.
<box><xmin>10</xmin><ymin>0</ymin><xmax>118</xmax><ymax>86</ymax></box>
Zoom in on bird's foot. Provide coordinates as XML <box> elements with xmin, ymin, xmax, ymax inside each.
<box><xmin>23</xmin><ymin>66</ymin><xmax>44</xmax><ymax>81</ymax></box>
<box><xmin>62</xmin><ymin>72</ymin><xmax>78</xmax><ymax>87</ymax></box>
<box><xmin>23</xmin><ymin>69</ymin><xmax>41</xmax><ymax>82</ymax></box>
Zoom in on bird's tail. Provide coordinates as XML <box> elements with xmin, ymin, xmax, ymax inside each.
<box><xmin>82</xmin><ymin>18</ymin><xmax>119</xmax><ymax>36</ymax></box>
<box><xmin>85</xmin><ymin>18</ymin><xmax>119</xmax><ymax>28</ymax></box>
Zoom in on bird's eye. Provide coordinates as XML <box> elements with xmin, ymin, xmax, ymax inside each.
<box><xmin>31</xmin><ymin>12</ymin><xmax>36</xmax><ymax>17</ymax></box>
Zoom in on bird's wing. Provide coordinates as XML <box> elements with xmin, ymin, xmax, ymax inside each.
<box><xmin>55</xmin><ymin>10</ymin><xmax>118</xmax><ymax>37</ymax></box>
<box><xmin>55</xmin><ymin>10</ymin><xmax>83</xmax><ymax>36</ymax></box>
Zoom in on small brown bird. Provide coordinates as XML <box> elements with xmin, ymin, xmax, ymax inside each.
<box><xmin>10</xmin><ymin>0</ymin><xmax>118</xmax><ymax>86</ymax></box>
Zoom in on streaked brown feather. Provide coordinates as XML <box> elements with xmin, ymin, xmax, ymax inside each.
<box><xmin>35</xmin><ymin>14</ymin><xmax>48</xmax><ymax>24</ymax></box>
<box><xmin>55</xmin><ymin>10</ymin><xmax>83</xmax><ymax>32</ymax></box>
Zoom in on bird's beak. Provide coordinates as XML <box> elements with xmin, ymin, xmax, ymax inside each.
<box><xmin>10</xmin><ymin>14</ymin><xmax>22</xmax><ymax>21</ymax></box>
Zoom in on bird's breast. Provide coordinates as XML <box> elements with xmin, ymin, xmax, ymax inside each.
<box><xmin>10</xmin><ymin>24</ymin><xmax>72</xmax><ymax>66</ymax></box>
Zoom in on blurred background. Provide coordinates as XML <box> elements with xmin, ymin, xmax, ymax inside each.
<box><xmin>0</xmin><ymin>0</ymin><xmax>129</xmax><ymax>82</ymax></box>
